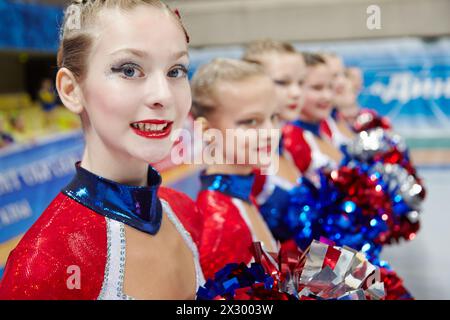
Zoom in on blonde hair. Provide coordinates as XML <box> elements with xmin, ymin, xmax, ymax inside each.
<box><xmin>302</xmin><ymin>52</ymin><xmax>327</xmax><ymax>67</ymax></box>
<box><xmin>242</xmin><ymin>39</ymin><xmax>297</xmax><ymax>65</ymax></box>
<box><xmin>57</xmin><ymin>0</ymin><xmax>188</xmax><ymax>80</ymax></box>
<box><xmin>191</xmin><ymin>58</ymin><xmax>267</xmax><ymax>119</ymax></box>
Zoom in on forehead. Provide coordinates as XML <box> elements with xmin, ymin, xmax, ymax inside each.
<box><xmin>349</xmin><ymin>68</ymin><xmax>362</xmax><ymax>79</ymax></box>
<box><xmin>326</xmin><ymin>56</ymin><xmax>344</xmax><ymax>72</ymax></box>
<box><xmin>89</xmin><ymin>5</ymin><xmax>187</xmax><ymax>59</ymax></box>
<box><xmin>262</xmin><ymin>53</ymin><xmax>305</xmax><ymax>77</ymax></box>
<box><xmin>215</xmin><ymin>76</ymin><xmax>277</xmax><ymax>115</ymax></box>
<box><xmin>306</xmin><ymin>65</ymin><xmax>332</xmax><ymax>82</ymax></box>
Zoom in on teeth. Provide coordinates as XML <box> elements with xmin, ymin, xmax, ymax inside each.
<box><xmin>132</xmin><ymin>122</ymin><xmax>170</xmax><ymax>132</ymax></box>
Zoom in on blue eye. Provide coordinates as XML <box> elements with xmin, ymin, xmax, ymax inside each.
<box><xmin>111</xmin><ymin>63</ymin><xmax>144</xmax><ymax>79</ymax></box>
<box><xmin>271</xmin><ymin>113</ymin><xmax>280</xmax><ymax>122</ymax></box>
<box><xmin>274</xmin><ymin>80</ymin><xmax>288</xmax><ymax>86</ymax></box>
<box><xmin>168</xmin><ymin>65</ymin><xmax>188</xmax><ymax>78</ymax></box>
<box><xmin>123</xmin><ymin>66</ymin><xmax>136</xmax><ymax>77</ymax></box>
<box><xmin>238</xmin><ymin>119</ymin><xmax>258</xmax><ymax>126</ymax></box>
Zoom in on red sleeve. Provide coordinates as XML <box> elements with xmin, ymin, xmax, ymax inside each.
<box><xmin>196</xmin><ymin>190</ymin><xmax>253</xmax><ymax>280</ymax></box>
<box><xmin>0</xmin><ymin>194</ymin><xmax>106</xmax><ymax>300</ymax></box>
<box><xmin>251</xmin><ymin>168</ymin><xmax>267</xmax><ymax>201</ymax></box>
<box><xmin>320</xmin><ymin>120</ymin><xmax>333</xmax><ymax>139</ymax></box>
<box><xmin>158</xmin><ymin>187</ymin><xmax>203</xmax><ymax>249</ymax></box>
<box><xmin>282</xmin><ymin>124</ymin><xmax>312</xmax><ymax>174</ymax></box>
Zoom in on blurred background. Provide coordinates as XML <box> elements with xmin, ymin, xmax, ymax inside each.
<box><xmin>1</xmin><ymin>0</ymin><xmax>449</xmax><ymax>299</ymax></box>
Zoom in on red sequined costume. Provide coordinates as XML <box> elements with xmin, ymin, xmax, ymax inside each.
<box><xmin>0</xmin><ymin>188</ymin><xmax>204</xmax><ymax>300</ymax></box>
<box><xmin>282</xmin><ymin>121</ymin><xmax>335</xmax><ymax>176</ymax></box>
<box><xmin>197</xmin><ymin>190</ymin><xmax>256</xmax><ymax>281</ymax></box>
<box><xmin>196</xmin><ymin>171</ymin><xmax>280</xmax><ymax>281</ymax></box>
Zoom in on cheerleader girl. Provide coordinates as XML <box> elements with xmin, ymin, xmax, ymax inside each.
<box><xmin>242</xmin><ymin>40</ymin><xmax>306</xmax><ymax>240</ymax></box>
<box><xmin>0</xmin><ymin>0</ymin><xmax>204</xmax><ymax>300</ymax></box>
<box><xmin>321</xmin><ymin>53</ymin><xmax>357</xmax><ymax>147</ymax></box>
<box><xmin>190</xmin><ymin>58</ymin><xmax>281</xmax><ymax>280</ymax></box>
<box><xmin>282</xmin><ymin>52</ymin><xmax>343</xmax><ymax>178</ymax></box>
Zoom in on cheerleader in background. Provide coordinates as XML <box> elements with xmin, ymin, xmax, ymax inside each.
<box><xmin>343</xmin><ymin>65</ymin><xmax>426</xmax><ymax>247</ymax></box>
<box><xmin>189</xmin><ymin>54</ymin><xmax>414</xmax><ymax>300</ymax></box>
<box><xmin>242</xmin><ymin>39</ymin><xmax>305</xmax><ymax>241</ymax></box>
<box><xmin>282</xmin><ymin>52</ymin><xmax>343</xmax><ymax>179</ymax></box>
<box><xmin>344</xmin><ymin>66</ymin><xmax>393</xmax><ymax>132</ymax></box>
<box><xmin>321</xmin><ymin>53</ymin><xmax>357</xmax><ymax>148</ymax></box>
<box><xmin>190</xmin><ymin>58</ymin><xmax>388</xmax><ymax>301</ymax></box>
<box><xmin>246</xmin><ymin>49</ymin><xmax>415</xmax><ymax>299</ymax></box>
<box><xmin>190</xmin><ymin>58</ymin><xmax>281</xmax><ymax>280</ymax></box>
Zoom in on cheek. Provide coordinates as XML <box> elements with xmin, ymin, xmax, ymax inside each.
<box><xmin>173</xmin><ymin>82</ymin><xmax>192</xmax><ymax>123</ymax></box>
<box><xmin>303</xmin><ymin>92</ymin><xmax>316</xmax><ymax>110</ymax></box>
<box><xmin>84</xmin><ymin>79</ymin><xmax>137</xmax><ymax>125</ymax></box>
<box><xmin>280</xmin><ymin>88</ymin><xmax>292</xmax><ymax>106</ymax></box>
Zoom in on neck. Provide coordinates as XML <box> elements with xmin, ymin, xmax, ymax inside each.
<box><xmin>298</xmin><ymin>114</ymin><xmax>321</xmax><ymax>125</ymax></box>
<box><xmin>340</xmin><ymin>106</ymin><xmax>360</xmax><ymax>123</ymax></box>
<box><xmin>81</xmin><ymin>132</ymin><xmax>148</xmax><ymax>187</ymax></box>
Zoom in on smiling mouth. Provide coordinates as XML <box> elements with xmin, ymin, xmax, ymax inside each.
<box><xmin>317</xmin><ymin>103</ymin><xmax>331</xmax><ymax>110</ymax></box>
<box><xmin>130</xmin><ymin>120</ymin><xmax>173</xmax><ymax>139</ymax></box>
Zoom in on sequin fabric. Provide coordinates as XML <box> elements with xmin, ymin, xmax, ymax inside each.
<box><xmin>282</xmin><ymin>124</ymin><xmax>313</xmax><ymax>174</ymax></box>
<box><xmin>0</xmin><ymin>193</ymin><xmax>107</xmax><ymax>300</ymax></box>
<box><xmin>0</xmin><ymin>186</ymin><xmax>203</xmax><ymax>300</ymax></box>
<box><xmin>63</xmin><ymin>162</ymin><xmax>163</xmax><ymax>235</ymax></box>
<box><xmin>199</xmin><ymin>171</ymin><xmax>255</xmax><ymax>204</ymax></box>
<box><xmin>197</xmin><ymin>190</ymin><xmax>254</xmax><ymax>281</ymax></box>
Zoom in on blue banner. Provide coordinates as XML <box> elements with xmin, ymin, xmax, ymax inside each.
<box><xmin>0</xmin><ymin>131</ymin><xmax>84</xmax><ymax>278</ymax></box>
<box><xmin>0</xmin><ymin>0</ymin><xmax>63</xmax><ymax>52</ymax></box>
<box><xmin>341</xmin><ymin>38</ymin><xmax>450</xmax><ymax>137</ymax></box>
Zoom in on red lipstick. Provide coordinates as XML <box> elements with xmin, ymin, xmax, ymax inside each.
<box><xmin>130</xmin><ymin>119</ymin><xmax>173</xmax><ymax>139</ymax></box>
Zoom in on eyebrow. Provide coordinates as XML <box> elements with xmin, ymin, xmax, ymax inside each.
<box><xmin>173</xmin><ymin>50</ymin><xmax>189</xmax><ymax>60</ymax></box>
<box><xmin>109</xmin><ymin>48</ymin><xmax>148</xmax><ymax>58</ymax></box>
<box><xmin>109</xmin><ymin>48</ymin><xmax>189</xmax><ymax>60</ymax></box>
<box><xmin>237</xmin><ymin>111</ymin><xmax>264</xmax><ymax>119</ymax></box>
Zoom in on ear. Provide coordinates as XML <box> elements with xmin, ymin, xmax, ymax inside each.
<box><xmin>55</xmin><ymin>67</ymin><xmax>84</xmax><ymax>114</ymax></box>
<box><xmin>196</xmin><ymin>116</ymin><xmax>215</xmax><ymax>144</ymax></box>
<box><xmin>196</xmin><ymin>116</ymin><xmax>210</xmax><ymax>133</ymax></box>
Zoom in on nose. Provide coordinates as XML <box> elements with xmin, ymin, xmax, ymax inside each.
<box><xmin>144</xmin><ymin>71</ymin><xmax>172</xmax><ymax>109</ymax></box>
<box><xmin>288</xmin><ymin>83</ymin><xmax>302</xmax><ymax>100</ymax></box>
<box><xmin>334</xmin><ymin>75</ymin><xmax>346</xmax><ymax>93</ymax></box>
<box><xmin>323</xmin><ymin>87</ymin><xmax>333</xmax><ymax>103</ymax></box>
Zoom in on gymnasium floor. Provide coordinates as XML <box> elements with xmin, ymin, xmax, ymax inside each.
<box><xmin>381</xmin><ymin>166</ymin><xmax>450</xmax><ymax>299</ymax></box>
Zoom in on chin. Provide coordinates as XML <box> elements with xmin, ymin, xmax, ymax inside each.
<box><xmin>136</xmin><ymin>147</ymin><xmax>172</xmax><ymax>165</ymax></box>
<box><xmin>283</xmin><ymin>111</ymin><xmax>299</xmax><ymax>122</ymax></box>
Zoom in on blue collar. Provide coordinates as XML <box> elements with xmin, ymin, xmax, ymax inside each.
<box><xmin>200</xmin><ymin>171</ymin><xmax>255</xmax><ymax>203</ymax></box>
<box><xmin>63</xmin><ymin>162</ymin><xmax>163</xmax><ymax>235</ymax></box>
<box><xmin>278</xmin><ymin>134</ymin><xmax>284</xmax><ymax>155</ymax></box>
<box><xmin>331</xmin><ymin>108</ymin><xmax>339</xmax><ymax>120</ymax></box>
<box><xmin>292</xmin><ymin>119</ymin><xmax>322</xmax><ymax>137</ymax></box>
